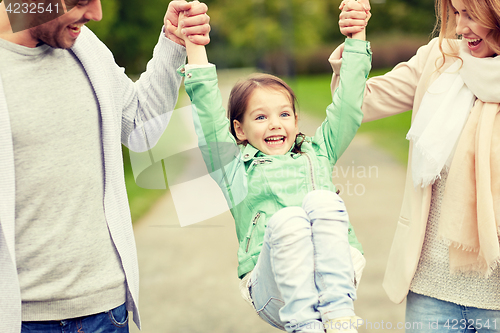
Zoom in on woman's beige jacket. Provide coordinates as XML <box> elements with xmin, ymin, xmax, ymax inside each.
<box><xmin>330</xmin><ymin>37</ymin><xmax>459</xmax><ymax>304</ymax></box>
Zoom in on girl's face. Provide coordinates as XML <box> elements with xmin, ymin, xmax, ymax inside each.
<box><xmin>233</xmin><ymin>87</ymin><xmax>298</xmax><ymax>156</ymax></box>
<box><xmin>451</xmin><ymin>0</ymin><xmax>497</xmax><ymax>58</ymax></box>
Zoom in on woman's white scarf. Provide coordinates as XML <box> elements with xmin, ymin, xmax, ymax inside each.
<box><xmin>407</xmin><ymin>39</ymin><xmax>500</xmax><ymax>275</ymax></box>
<box><xmin>407</xmin><ymin>40</ymin><xmax>500</xmax><ymax>187</ymax></box>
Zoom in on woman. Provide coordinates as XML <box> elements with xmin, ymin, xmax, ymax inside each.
<box><xmin>336</xmin><ymin>0</ymin><xmax>500</xmax><ymax>331</ymax></box>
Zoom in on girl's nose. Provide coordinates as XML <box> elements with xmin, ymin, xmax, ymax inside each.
<box><xmin>269</xmin><ymin>119</ymin><xmax>282</xmax><ymax>130</ymax></box>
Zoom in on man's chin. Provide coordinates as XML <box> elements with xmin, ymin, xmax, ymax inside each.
<box><xmin>38</xmin><ymin>36</ymin><xmax>76</xmax><ymax>49</ymax></box>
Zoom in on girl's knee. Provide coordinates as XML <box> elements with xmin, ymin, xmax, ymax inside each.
<box><xmin>266</xmin><ymin>207</ymin><xmax>310</xmax><ymax>241</ymax></box>
<box><xmin>302</xmin><ymin>190</ymin><xmax>347</xmax><ymax>218</ymax></box>
<box><xmin>267</xmin><ymin>207</ymin><xmax>308</xmax><ymax>229</ymax></box>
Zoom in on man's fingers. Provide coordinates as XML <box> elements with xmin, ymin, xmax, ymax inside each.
<box><xmin>357</xmin><ymin>0</ymin><xmax>371</xmax><ymax>11</ymax></box>
<box><xmin>340</xmin><ymin>26</ymin><xmax>366</xmax><ymax>36</ymax></box>
<box><xmin>181</xmin><ymin>23</ymin><xmax>211</xmax><ymax>38</ymax></box>
<box><xmin>165</xmin><ymin>19</ymin><xmax>186</xmax><ymax>46</ymax></box>
<box><xmin>184</xmin><ymin>1</ymin><xmax>208</xmax><ymax>17</ymax></box>
<box><xmin>339</xmin><ymin>10</ymin><xmax>368</xmax><ymax>21</ymax></box>
<box><xmin>342</xmin><ymin>0</ymin><xmax>366</xmax><ymax>12</ymax></box>
<box><xmin>180</xmin><ymin>13</ymin><xmax>210</xmax><ymax>29</ymax></box>
<box><xmin>339</xmin><ymin>18</ymin><xmax>367</xmax><ymax>28</ymax></box>
<box><xmin>186</xmin><ymin>33</ymin><xmax>210</xmax><ymax>46</ymax></box>
<box><xmin>164</xmin><ymin>0</ymin><xmax>211</xmax><ymax>46</ymax></box>
<box><xmin>165</xmin><ymin>0</ymin><xmax>191</xmax><ymax>26</ymax></box>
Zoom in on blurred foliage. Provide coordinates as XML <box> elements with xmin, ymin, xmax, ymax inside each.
<box><xmin>87</xmin><ymin>0</ymin><xmax>168</xmax><ymax>75</ymax></box>
<box><xmin>87</xmin><ymin>0</ymin><xmax>438</xmax><ymax>76</ymax></box>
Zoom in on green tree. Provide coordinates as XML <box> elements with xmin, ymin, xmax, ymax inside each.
<box><xmin>86</xmin><ymin>0</ymin><xmax>438</xmax><ymax>75</ymax></box>
<box><xmin>87</xmin><ymin>0</ymin><xmax>168</xmax><ymax>75</ymax></box>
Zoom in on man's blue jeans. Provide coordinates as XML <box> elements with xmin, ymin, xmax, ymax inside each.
<box><xmin>249</xmin><ymin>190</ymin><xmax>358</xmax><ymax>333</ymax></box>
<box><xmin>21</xmin><ymin>303</ymin><xmax>129</xmax><ymax>333</ymax></box>
<box><xmin>406</xmin><ymin>291</ymin><xmax>500</xmax><ymax>333</ymax></box>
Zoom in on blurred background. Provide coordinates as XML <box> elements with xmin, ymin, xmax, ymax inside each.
<box><xmin>85</xmin><ymin>0</ymin><xmax>437</xmax><ymax>221</ymax></box>
<box><xmin>88</xmin><ymin>0</ymin><xmax>435</xmax><ymax>76</ymax></box>
<box><xmin>85</xmin><ymin>1</ymin><xmax>439</xmax><ymax>331</ymax></box>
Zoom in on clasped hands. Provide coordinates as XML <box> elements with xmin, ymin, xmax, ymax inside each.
<box><xmin>339</xmin><ymin>0</ymin><xmax>371</xmax><ymax>38</ymax></box>
<box><xmin>164</xmin><ymin>0</ymin><xmax>210</xmax><ymax>46</ymax></box>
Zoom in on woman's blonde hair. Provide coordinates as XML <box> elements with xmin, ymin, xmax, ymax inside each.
<box><xmin>434</xmin><ymin>0</ymin><xmax>500</xmax><ymax>62</ymax></box>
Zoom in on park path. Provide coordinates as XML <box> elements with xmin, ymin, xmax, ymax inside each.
<box><xmin>131</xmin><ymin>70</ymin><xmax>408</xmax><ymax>333</ymax></box>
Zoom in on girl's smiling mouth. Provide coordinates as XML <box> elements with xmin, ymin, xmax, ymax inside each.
<box><xmin>265</xmin><ymin>135</ymin><xmax>286</xmax><ymax>146</ymax></box>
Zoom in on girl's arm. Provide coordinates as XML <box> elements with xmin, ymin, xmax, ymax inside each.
<box><xmin>332</xmin><ymin>0</ymin><xmax>426</xmax><ymax>122</ymax></box>
<box><xmin>175</xmin><ymin>12</ymin><xmax>244</xmax><ymax>209</ymax></box>
<box><xmin>318</xmin><ymin>39</ymin><xmax>371</xmax><ymax>163</ymax></box>
<box><xmin>315</xmin><ymin>0</ymin><xmax>371</xmax><ymax>163</ymax></box>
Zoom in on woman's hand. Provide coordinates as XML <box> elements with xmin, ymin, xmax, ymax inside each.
<box><xmin>339</xmin><ymin>0</ymin><xmax>371</xmax><ymax>39</ymax></box>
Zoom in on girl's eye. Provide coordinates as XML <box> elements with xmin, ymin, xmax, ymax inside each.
<box><xmin>255</xmin><ymin>115</ymin><xmax>265</xmax><ymax>120</ymax></box>
<box><xmin>280</xmin><ymin>112</ymin><xmax>291</xmax><ymax>118</ymax></box>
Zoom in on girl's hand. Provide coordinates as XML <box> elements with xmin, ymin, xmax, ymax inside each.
<box><xmin>339</xmin><ymin>0</ymin><xmax>371</xmax><ymax>39</ymax></box>
<box><xmin>170</xmin><ymin>11</ymin><xmax>188</xmax><ymax>42</ymax></box>
<box><xmin>165</xmin><ymin>1</ymin><xmax>210</xmax><ymax>46</ymax></box>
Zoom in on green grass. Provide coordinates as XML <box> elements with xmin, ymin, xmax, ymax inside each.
<box><xmin>122</xmin><ymin>87</ymin><xmax>194</xmax><ymax>223</ymax></box>
<box><xmin>287</xmin><ymin>69</ymin><xmax>411</xmax><ymax>164</ymax></box>
<box><xmin>122</xmin><ymin>147</ymin><xmax>166</xmax><ymax>223</ymax></box>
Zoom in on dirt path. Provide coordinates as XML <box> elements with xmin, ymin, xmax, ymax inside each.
<box><xmin>131</xmin><ymin>70</ymin><xmax>408</xmax><ymax>333</ymax></box>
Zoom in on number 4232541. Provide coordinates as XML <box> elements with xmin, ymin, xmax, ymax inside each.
<box><xmin>6</xmin><ymin>2</ymin><xmax>60</xmax><ymax>14</ymax></box>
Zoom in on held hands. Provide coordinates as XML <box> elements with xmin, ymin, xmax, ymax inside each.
<box><xmin>170</xmin><ymin>6</ymin><xmax>209</xmax><ymax>64</ymax></box>
<box><xmin>339</xmin><ymin>0</ymin><xmax>371</xmax><ymax>40</ymax></box>
<box><xmin>165</xmin><ymin>0</ymin><xmax>210</xmax><ymax>46</ymax></box>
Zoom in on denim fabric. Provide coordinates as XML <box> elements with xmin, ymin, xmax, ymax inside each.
<box><xmin>21</xmin><ymin>303</ymin><xmax>128</xmax><ymax>333</ymax></box>
<box><xmin>249</xmin><ymin>190</ymin><xmax>357</xmax><ymax>333</ymax></box>
<box><xmin>406</xmin><ymin>291</ymin><xmax>500</xmax><ymax>333</ymax></box>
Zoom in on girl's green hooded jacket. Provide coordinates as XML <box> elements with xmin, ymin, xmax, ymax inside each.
<box><xmin>181</xmin><ymin>38</ymin><xmax>372</xmax><ymax>278</ymax></box>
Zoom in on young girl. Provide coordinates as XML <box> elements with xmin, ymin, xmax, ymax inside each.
<box><xmin>172</xmin><ymin>3</ymin><xmax>371</xmax><ymax>332</ymax></box>
<box><xmin>339</xmin><ymin>0</ymin><xmax>500</xmax><ymax>331</ymax></box>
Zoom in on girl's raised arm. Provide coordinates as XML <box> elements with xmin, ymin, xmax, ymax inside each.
<box><xmin>169</xmin><ymin>10</ymin><xmax>209</xmax><ymax>65</ymax></box>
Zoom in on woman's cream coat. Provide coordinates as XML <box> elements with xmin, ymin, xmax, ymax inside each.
<box><xmin>330</xmin><ymin>37</ymin><xmax>459</xmax><ymax>304</ymax></box>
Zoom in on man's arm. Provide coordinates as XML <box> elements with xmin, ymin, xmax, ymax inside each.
<box><xmin>121</xmin><ymin>1</ymin><xmax>211</xmax><ymax>152</ymax></box>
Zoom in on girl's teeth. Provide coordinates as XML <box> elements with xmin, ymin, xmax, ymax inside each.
<box><xmin>265</xmin><ymin>136</ymin><xmax>284</xmax><ymax>144</ymax></box>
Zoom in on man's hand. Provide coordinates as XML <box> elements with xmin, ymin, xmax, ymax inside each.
<box><xmin>165</xmin><ymin>0</ymin><xmax>210</xmax><ymax>46</ymax></box>
<box><xmin>339</xmin><ymin>0</ymin><xmax>371</xmax><ymax>38</ymax></box>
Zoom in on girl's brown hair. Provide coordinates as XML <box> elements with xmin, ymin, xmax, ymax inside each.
<box><xmin>228</xmin><ymin>73</ymin><xmax>306</xmax><ymax>153</ymax></box>
<box><xmin>434</xmin><ymin>0</ymin><xmax>500</xmax><ymax>65</ymax></box>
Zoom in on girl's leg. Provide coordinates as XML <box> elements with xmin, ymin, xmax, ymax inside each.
<box><xmin>302</xmin><ymin>190</ymin><xmax>357</xmax><ymax>323</ymax></box>
<box><xmin>249</xmin><ymin>206</ymin><xmax>324</xmax><ymax>333</ymax></box>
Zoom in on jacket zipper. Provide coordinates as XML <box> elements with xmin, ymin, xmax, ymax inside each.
<box><xmin>245</xmin><ymin>212</ymin><xmax>261</xmax><ymax>252</ymax></box>
<box><xmin>256</xmin><ymin>158</ymin><xmax>273</xmax><ymax>165</ymax></box>
<box><xmin>304</xmin><ymin>153</ymin><xmax>316</xmax><ymax>190</ymax></box>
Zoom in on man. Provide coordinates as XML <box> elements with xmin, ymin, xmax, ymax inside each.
<box><xmin>0</xmin><ymin>0</ymin><xmax>210</xmax><ymax>332</ymax></box>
